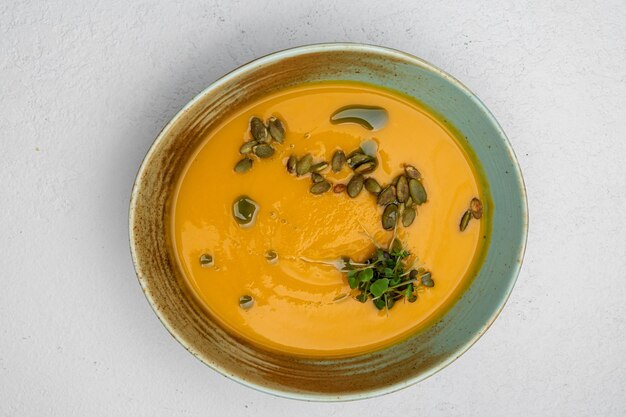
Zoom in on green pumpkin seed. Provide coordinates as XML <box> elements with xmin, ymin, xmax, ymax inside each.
<box><xmin>409</xmin><ymin>269</ymin><xmax>419</xmax><ymax>279</ymax></box>
<box><xmin>267</xmin><ymin>117</ymin><xmax>285</xmax><ymax>143</ymax></box>
<box><xmin>347</xmin><ymin>153</ymin><xmax>371</xmax><ymax>169</ymax></box>
<box><xmin>199</xmin><ymin>253</ymin><xmax>213</xmax><ymax>268</ymax></box>
<box><xmin>296</xmin><ymin>153</ymin><xmax>313</xmax><ymax>176</ymax></box>
<box><xmin>310</xmin><ymin>181</ymin><xmax>331</xmax><ymax>194</ymax></box>
<box><xmin>460</xmin><ymin>209</ymin><xmax>472</xmax><ymax>231</ymax></box>
<box><xmin>404</xmin><ymin>165</ymin><xmax>421</xmax><ymax>180</ymax></box>
<box><xmin>382</xmin><ymin>204</ymin><xmax>399</xmax><ymax>230</ymax></box>
<box><xmin>347</xmin><ymin>174</ymin><xmax>364</xmax><ymax>198</ymax></box>
<box><xmin>239</xmin><ymin>141</ymin><xmax>257</xmax><ymax>154</ymax></box>
<box><xmin>470</xmin><ymin>197</ymin><xmax>483</xmax><ymax>219</ymax></box>
<box><xmin>364</xmin><ymin>177</ymin><xmax>382</xmax><ymax>194</ymax></box>
<box><xmin>402</xmin><ymin>206</ymin><xmax>417</xmax><ymax>227</ymax></box>
<box><xmin>250</xmin><ymin>117</ymin><xmax>269</xmax><ymax>142</ymax></box>
<box><xmin>396</xmin><ymin>175</ymin><xmax>409</xmax><ymax>203</ymax></box>
<box><xmin>265</xmin><ymin>249</ymin><xmax>278</xmax><ymax>264</ymax></box>
<box><xmin>233</xmin><ymin>196</ymin><xmax>259</xmax><ymax>227</ymax></box>
<box><xmin>253</xmin><ymin>143</ymin><xmax>274</xmax><ymax>158</ymax></box>
<box><xmin>311</xmin><ymin>172</ymin><xmax>324</xmax><ymax>183</ymax></box>
<box><xmin>421</xmin><ymin>271</ymin><xmax>434</xmax><ymax>287</ymax></box>
<box><xmin>331</xmin><ymin>150</ymin><xmax>346</xmax><ymax>172</ymax></box>
<box><xmin>353</xmin><ymin>159</ymin><xmax>377</xmax><ymax>174</ymax></box>
<box><xmin>310</xmin><ymin>161</ymin><xmax>329</xmax><ymax>173</ymax></box>
<box><xmin>239</xmin><ymin>295</ymin><xmax>254</xmax><ymax>309</ymax></box>
<box><xmin>409</xmin><ymin>178</ymin><xmax>427</xmax><ymax>205</ymax></box>
<box><xmin>234</xmin><ymin>157</ymin><xmax>253</xmax><ymax>173</ymax></box>
<box><xmin>286</xmin><ymin>155</ymin><xmax>297</xmax><ymax>174</ymax></box>
<box><xmin>333</xmin><ymin>183</ymin><xmax>347</xmax><ymax>193</ymax></box>
<box><xmin>377</xmin><ymin>185</ymin><xmax>396</xmax><ymax>206</ymax></box>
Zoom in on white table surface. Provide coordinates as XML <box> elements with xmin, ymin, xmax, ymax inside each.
<box><xmin>2</xmin><ymin>1</ymin><xmax>625</xmax><ymax>415</ymax></box>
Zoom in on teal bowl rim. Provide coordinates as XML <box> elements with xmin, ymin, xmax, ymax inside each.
<box><xmin>129</xmin><ymin>42</ymin><xmax>528</xmax><ymax>401</ymax></box>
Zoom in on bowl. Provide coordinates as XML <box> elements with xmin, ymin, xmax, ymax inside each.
<box><xmin>129</xmin><ymin>43</ymin><xmax>527</xmax><ymax>401</ymax></box>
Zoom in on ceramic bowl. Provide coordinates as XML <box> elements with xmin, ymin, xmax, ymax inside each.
<box><xmin>129</xmin><ymin>43</ymin><xmax>527</xmax><ymax>401</ymax></box>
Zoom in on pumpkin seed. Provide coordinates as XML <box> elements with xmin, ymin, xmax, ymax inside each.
<box><xmin>409</xmin><ymin>178</ymin><xmax>427</xmax><ymax>205</ymax></box>
<box><xmin>404</xmin><ymin>165</ymin><xmax>421</xmax><ymax>180</ymax></box>
<box><xmin>250</xmin><ymin>117</ymin><xmax>269</xmax><ymax>142</ymax></box>
<box><xmin>286</xmin><ymin>155</ymin><xmax>297</xmax><ymax>174</ymax></box>
<box><xmin>377</xmin><ymin>185</ymin><xmax>396</xmax><ymax>206</ymax></box>
<box><xmin>409</xmin><ymin>269</ymin><xmax>419</xmax><ymax>279</ymax></box>
<box><xmin>353</xmin><ymin>159</ymin><xmax>377</xmax><ymax>174</ymax></box>
<box><xmin>364</xmin><ymin>177</ymin><xmax>382</xmax><ymax>194</ymax></box>
<box><xmin>333</xmin><ymin>183</ymin><xmax>347</xmax><ymax>193</ymax></box>
<box><xmin>265</xmin><ymin>249</ymin><xmax>278</xmax><ymax>264</ymax></box>
<box><xmin>347</xmin><ymin>174</ymin><xmax>364</xmax><ymax>198</ymax></box>
<box><xmin>233</xmin><ymin>196</ymin><xmax>259</xmax><ymax>227</ymax></box>
<box><xmin>199</xmin><ymin>253</ymin><xmax>213</xmax><ymax>268</ymax></box>
<box><xmin>382</xmin><ymin>204</ymin><xmax>399</xmax><ymax>230</ymax></box>
<box><xmin>421</xmin><ymin>272</ymin><xmax>434</xmax><ymax>287</ymax></box>
<box><xmin>396</xmin><ymin>175</ymin><xmax>409</xmax><ymax>203</ymax></box>
<box><xmin>296</xmin><ymin>153</ymin><xmax>313</xmax><ymax>176</ymax></box>
<box><xmin>310</xmin><ymin>161</ymin><xmax>329</xmax><ymax>173</ymax></box>
<box><xmin>347</xmin><ymin>153</ymin><xmax>370</xmax><ymax>169</ymax></box>
<box><xmin>470</xmin><ymin>197</ymin><xmax>483</xmax><ymax>219</ymax></box>
<box><xmin>234</xmin><ymin>157</ymin><xmax>253</xmax><ymax>173</ymax></box>
<box><xmin>460</xmin><ymin>209</ymin><xmax>472</xmax><ymax>231</ymax></box>
<box><xmin>331</xmin><ymin>150</ymin><xmax>346</xmax><ymax>172</ymax></box>
<box><xmin>239</xmin><ymin>141</ymin><xmax>257</xmax><ymax>154</ymax></box>
<box><xmin>402</xmin><ymin>206</ymin><xmax>417</xmax><ymax>227</ymax></box>
<box><xmin>310</xmin><ymin>181</ymin><xmax>331</xmax><ymax>194</ymax></box>
<box><xmin>267</xmin><ymin>117</ymin><xmax>285</xmax><ymax>143</ymax></box>
<box><xmin>253</xmin><ymin>143</ymin><xmax>274</xmax><ymax>158</ymax></box>
<box><xmin>311</xmin><ymin>172</ymin><xmax>324</xmax><ymax>183</ymax></box>
<box><xmin>239</xmin><ymin>295</ymin><xmax>254</xmax><ymax>310</ymax></box>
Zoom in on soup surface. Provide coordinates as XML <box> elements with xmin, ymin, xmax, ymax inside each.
<box><xmin>171</xmin><ymin>81</ymin><xmax>486</xmax><ymax>357</ymax></box>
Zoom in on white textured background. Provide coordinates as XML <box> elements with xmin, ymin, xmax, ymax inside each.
<box><xmin>1</xmin><ymin>1</ymin><xmax>625</xmax><ymax>415</ymax></box>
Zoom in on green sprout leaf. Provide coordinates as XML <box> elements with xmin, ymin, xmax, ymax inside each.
<box><xmin>348</xmin><ymin>275</ymin><xmax>358</xmax><ymax>289</ymax></box>
<box><xmin>405</xmin><ymin>283</ymin><xmax>417</xmax><ymax>302</ymax></box>
<box><xmin>341</xmin><ymin>238</ymin><xmax>431</xmax><ymax>311</ymax></box>
<box><xmin>358</xmin><ymin>268</ymin><xmax>374</xmax><ymax>282</ymax></box>
<box><xmin>370</xmin><ymin>278</ymin><xmax>389</xmax><ymax>298</ymax></box>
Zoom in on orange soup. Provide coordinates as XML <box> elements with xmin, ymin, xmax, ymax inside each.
<box><xmin>171</xmin><ymin>81</ymin><xmax>486</xmax><ymax>358</ymax></box>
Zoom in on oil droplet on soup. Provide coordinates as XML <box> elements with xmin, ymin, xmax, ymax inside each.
<box><xmin>171</xmin><ymin>81</ymin><xmax>487</xmax><ymax>358</ymax></box>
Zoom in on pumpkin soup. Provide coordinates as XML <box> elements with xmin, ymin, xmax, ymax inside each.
<box><xmin>171</xmin><ymin>81</ymin><xmax>487</xmax><ymax>358</ymax></box>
